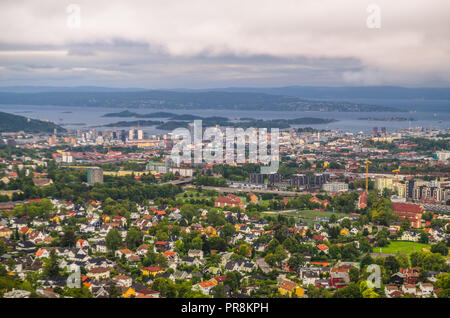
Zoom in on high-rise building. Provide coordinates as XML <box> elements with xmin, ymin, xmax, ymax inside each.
<box><xmin>313</xmin><ymin>173</ymin><xmax>329</xmax><ymax>187</ymax></box>
<box><xmin>128</xmin><ymin>128</ymin><xmax>136</xmax><ymax>141</ymax></box>
<box><xmin>373</xmin><ymin>127</ymin><xmax>379</xmax><ymax>136</ymax></box>
<box><xmin>87</xmin><ymin>167</ymin><xmax>103</xmax><ymax>185</ymax></box>
<box><xmin>249</xmin><ymin>173</ymin><xmax>265</xmax><ymax>184</ymax></box>
<box><xmin>268</xmin><ymin>173</ymin><xmax>282</xmax><ymax>185</ymax></box>
<box><xmin>290</xmin><ymin>174</ymin><xmax>310</xmax><ymax>188</ymax></box>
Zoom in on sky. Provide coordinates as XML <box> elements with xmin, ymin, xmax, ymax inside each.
<box><xmin>0</xmin><ymin>0</ymin><xmax>449</xmax><ymax>88</ymax></box>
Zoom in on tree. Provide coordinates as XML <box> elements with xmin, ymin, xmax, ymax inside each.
<box><xmin>126</xmin><ymin>227</ymin><xmax>142</xmax><ymax>250</ymax></box>
<box><xmin>180</xmin><ymin>204</ymin><xmax>198</xmax><ymax>222</ymax></box>
<box><xmin>360</xmin><ymin>254</ymin><xmax>374</xmax><ymax>268</ymax></box>
<box><xmin>329</xmin><ymin>214</ymin><xmax>337</xmax><ymax>224</ymax></box>
<box><xmin>384</xmin><ymin>256</ymin><xmax>400</xmax><ymax>274</ymax></box>
<box><xmin>220</xmin><ymin>223</ymin><xmax>235</xmax><ymax>241</ymax></box>
<box><xmin>213</xmin><ymin>283</ymin><xmax>227</xmax><ymax>298</ymax></box>
<box><xmin>340</xmin><ymin>218</ymin><xmax>351</xmax><ymax>229</ymax></box>
<box><xmin>0</xmin><ymin>239</ymin><xmax>6</xmax><ymax>256</ymax></box>
<box><xmin>349</xmin><ymin>267</ymin><xmax>360</xmax><ymax>283</ymax></box>
<box><xmin>143</xmin><ymin>249</ymin><xmax>157</xmax><ymax>266</ymax></box>
<box><xmin>287</xmin><ymin>253</ymin><xmax>305</xmax><ymax>272</ymax></box>
<box><xmin>430</xmin><ymin>242</ymin><xmax>448</xmax><ymax>256</ymax></box>
<box><xmin>434</xmin><ymin>273</ymin><xmax>450</xmax><ymax>298</ymax></box>
<box><xmin>60</xmin><ymin>229</ymin><xmax>77</xmax><ymax>247</ymax></box>
<box><xmin>332</xmin><ymin>283</ymin><xmax>362</xmax><ymax>298</ymax></box>
<box><xmin>152</xmin><ymin>277</ymin><xmax>176</xmax><ymax>298</ymax></box>
<box><xmin>419</xmin><ymin>231</ymin><xmax>429</xmax><ymax>244</ymax></box>
<box><xmin>224</xmin><ymin>271</ymin><xmax>242</xmax><ymax>291</ymax></box>
<box><xmin>375</xmin><ymin>228</ymin><xmax>389</xmax><ymax>247</ymax></box>
<box><xmin>105</xmin><ymin>228</ymin><xmax>122</xmax><ymax>252</ymax></box>
<box><xmin>109</xmin><ymin>283</ymin><xmax>121</xmax><ymax>298</ymax></box>
<box><xmin>42</xmin><ymin>249</ymin><xmax>60</xmax><ymax>278</ymax></box>
<box><xmin>370</xmin><ymin>198</ymin><xmax>395</xmax><ymax>225</ymax></box>
<box><xmin>396</xmin><ymin>250</ymin><xmax>410</xmax><ymax>268</ymax></box>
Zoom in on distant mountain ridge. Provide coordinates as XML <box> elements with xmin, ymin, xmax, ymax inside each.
<box><xmin>1</xmin><ymin>85</ymin><xmax>448</xmax><ymax>100</ymax></box>
<box><xmin>194</xmin><ymin>86</ymin><xmax>450</xmax><ymax>100</ymax></box>
<box><xmin>0</xmin><ymin>90</ymin><xmax>398</xmax><ymax>112</ymax></box>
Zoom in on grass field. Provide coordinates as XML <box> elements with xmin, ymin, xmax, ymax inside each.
<box><xmin>282</xmin><ymin>209</ymin><xmax>348</xmax><ymax>219</ymax></box>
<box><xmin>372</xmin><ymin>241</ymin><xmax>431</xmax><ymax>255</ymax></box>
<box><xmin>261</xmin><ymin>209</ymin><xmax>348</xmax><ymax>224</ymax></box>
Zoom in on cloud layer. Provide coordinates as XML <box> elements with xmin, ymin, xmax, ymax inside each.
<box><xmin>0</xmin><ymin>0</ymin><xmax>449</xmax><ymax>88</ymax></box>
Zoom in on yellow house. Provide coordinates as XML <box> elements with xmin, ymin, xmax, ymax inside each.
<box><xmin>141</xmin><ymin>266</ymin><xmax>164</xmax><ymax>276</ymax></box>
<box><xmin>123</xmin><ymin>287</ymin><xmax>136</xmax><ymax>298</ymax></box>
<box><xmin>51</xmin><ymin>216</ymin><xmax>60</xmax><ymax>223</ymax></box>
<box><xmin>340</xmin><ymin>228</ymin><xmax>350</xmax><ymax>236</ymax></box>
<box><xmin>279</xmin><ymin>280</ymin><xmax>303</xmax><ymax>297</ymax></box>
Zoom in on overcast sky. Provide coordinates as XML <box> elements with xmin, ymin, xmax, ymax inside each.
<box><xmin>0</xmin><ymin>0</ymin><xmax>449</xmax><ymax>88</ymax></box>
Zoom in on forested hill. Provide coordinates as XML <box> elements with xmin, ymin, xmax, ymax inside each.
<box><xmin>0</xmin><ymin>111</ymin><xmax>65</xmax><ymax>133</ymax></box>
<box><xmin>0</xmin><ymin>90</ymin><xmax>397</xmax><ymax>112</ymax></box>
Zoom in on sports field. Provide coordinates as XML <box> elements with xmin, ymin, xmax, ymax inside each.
<box><xmin>372</xmin><ymin>241</ymin><xmax>431</xmax><ymax>255</ymax></box>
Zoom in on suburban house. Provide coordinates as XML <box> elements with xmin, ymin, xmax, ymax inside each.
<box><xmin>87</xmin><ymin>267</ymin><xmax>111</xmax><ymax>281</ymax></box>
<box><xmin>278</xmin><ymin>280</ymin><xmax>304</xmax><ymax>297</ymax></box>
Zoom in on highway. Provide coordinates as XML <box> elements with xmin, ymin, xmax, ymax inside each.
<box><xmin>188</xmin><ymin>185</ymin><xmax>301</xmax><ymax>197</ymax></box>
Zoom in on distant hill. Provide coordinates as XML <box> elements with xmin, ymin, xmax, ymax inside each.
<box><xmin>0</xmin><ymin>90</ymin><xmax>398</xmax><ymax>112</ymax></box>
<box><xmin>185</xmin><ymin>86</ymin><xmax>450</xmax><ymax>100</ymax></box>
<box><xmin>0</xmin><ymin>86</ymin><xmax>145</xmax><ymax>93</ymax></box>
<box><xmin>0</xmin><ymin>111</ymin><xmax>65</xmax><ymax>133</ymax></box>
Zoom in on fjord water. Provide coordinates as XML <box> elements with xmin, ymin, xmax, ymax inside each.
<box><xmin>0</xmin><ymin>98</ymin><xmax>448</xmax><ymax>134</ymax></box>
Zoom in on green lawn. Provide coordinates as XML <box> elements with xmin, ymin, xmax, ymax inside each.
<box><xmin>372</xmin><ymin>241</ymin><xmax>431</xmax><ymax>255</ymax></box>
<box><xmin>282</xmin><ymin>209</ymin><xmax>348</xmax><ymax>219</ymax></box>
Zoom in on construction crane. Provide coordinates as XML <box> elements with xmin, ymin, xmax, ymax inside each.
<box><xmin>366</xmin><ymin>160</ymin><xmax>372</xmax><ymax>193</ymax></box>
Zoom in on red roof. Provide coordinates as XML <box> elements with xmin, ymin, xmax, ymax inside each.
<box><xmin>317</xmin><ymin>244</ymin><xmax>329</xmax><ymax>251</ymax></box>
<box><xmin>392</xmin><ymin>203</ymin><xmax>423</xmax><ymax>214</ymax></box>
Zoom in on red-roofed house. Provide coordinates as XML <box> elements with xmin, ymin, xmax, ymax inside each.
<box><xmin>214</xmin><ymin>194</ymin><xmax>244</xmax><ymax>209</ymax></box>
<box><xmin>392</xmin><ymin>203</ymin><xmax>424</xmax><ymax>229</ymax></box>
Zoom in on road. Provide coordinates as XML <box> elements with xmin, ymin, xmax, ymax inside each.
<box><xmin>191</xmin><ymin>185</ymin><xmax>301</xmax><ymax>197</ymax></box>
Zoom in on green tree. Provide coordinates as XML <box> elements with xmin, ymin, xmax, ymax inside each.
<box><xmin>224</xmin><ymin>271</ymin><xmax>242</xmax><ymax>292</ymax></box>
<box><xmin>109</xmin><ymin>283</ymin><xmax>122</xmax><ymax>298</ymax></box>
<box><xmin>105</xmin><ymin>228</ymin><xmax>122</xmax><ymax>252</ymax></box>
<box><xmin>60</xmin><ymin>229</ymin><xmax>77</xmax><ymax>247</ymax></box>
<box><xmin>42</xmin><ymin>249</ymin><xmax>60</xmax><ymax>278</ymax></box>
<box><xmin>430</xmin><ymin>242</ymin><xmax>448</xmax><ymax>256</ymax></box>
<box><xmin>434</xmin><ymin>273</ymin><xmax>450</xmax><ymax>298</ymax></box>
<box><xmin>213</xmin><ymin>283</ymin><xmax>227</xmax><ymax>298</ymax></box>
<box><xmin>419</xmin><ymin>231</ymin><xmax>429</xmax><ymax>244</ymax></box>
<box><xmin>125</xmin><ymin>227</ymin><xmax>143</xmax><ymax>250</ymax></box>
<box><xmin>287</xmin><ymin>253</ymin><xmax>305</xmax><ymax>272</ymax></box>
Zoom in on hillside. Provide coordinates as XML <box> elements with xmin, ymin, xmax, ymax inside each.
<box><xmin>0</xmin><ymin>111</ymin><xmax>66</xmax><ymax>133</ymax></box>
<box><xmin>0</xmin><ymin>90</ymin><xmax>398</xmax><ymax>112</ymax></box>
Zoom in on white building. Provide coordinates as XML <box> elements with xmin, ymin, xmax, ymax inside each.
<box><xmin>322</xmin><ymin>182</ymin><xmax>349</xmax><ymax>193</ymax></box>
